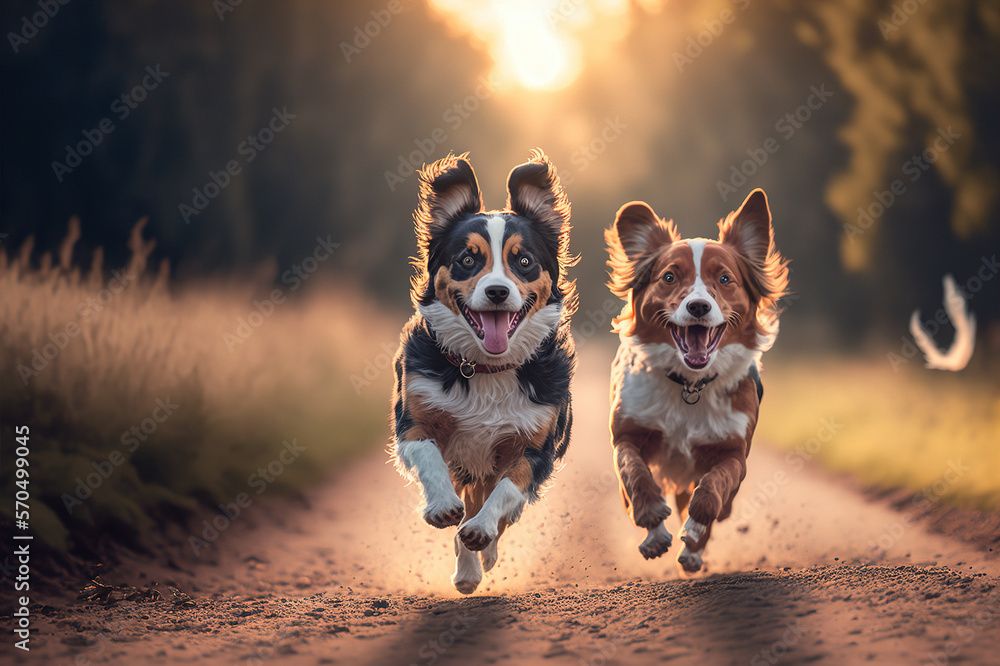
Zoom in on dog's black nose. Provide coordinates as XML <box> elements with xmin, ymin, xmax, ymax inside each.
<box><xmin>486</xmin><ymin>286</ymin><xmax>509</xmax><ymax>304</ymax></box>
<box><xmin>687</xmin><ymin>299</ymin><xmax>711</xmax><ymax>318</ymax></box>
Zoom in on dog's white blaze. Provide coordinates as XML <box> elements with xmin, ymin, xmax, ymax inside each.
<box><xmin>469</xmin><ymin>215</ymin><xmax>523</xmax><ymax>311</ymax></box>
<box><xmin>396</xmin><ymin>439</ymin><xmax>464</xmax><ymax>517</ymax></box>
<box><xmin>419</xmin><ymin>301</ymin><xmax>561</xmax><ymax>366</ymax></box>
<box><xmin>463</xmin><ymin>478</ymin><xmax>527</xmax><ymax>538</ymax></box>
<box><xmin>452</xmin><ymin>532</ymin><xmax>483</xmax><ymax>594</ymax></box>
<box><xmin>408</xmin><ymin>372</ymin><xmax>555</xmax><ymax>479</ymax></box>
<box><xmin>613</xmin><ymin>337</ymin><xmax>756</xmax><ymax>474</ymax></box>
<box><xmin>673</xmin><ymin>239</ymin><xmax>725</xmax><ymax>327</ymax></box>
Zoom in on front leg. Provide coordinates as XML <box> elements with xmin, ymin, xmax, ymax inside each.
<box><xmin>683</xmin><ymin>445</ymin><xmax>747</xmax><ymax>550</ymax></box>
<box><xmin>396</xmin><ymin>439</ymin><xmax>464</xmax><ymax>528</ymax></box>
<box><xmin>612</xmin><ymin>436</ymin><xmax>671</xmax><ymax>529</ymax></box>
<box><xmin>458</xmin><ymin>460</ymin><xmax>531</xmax><ymax>552</ymax></box>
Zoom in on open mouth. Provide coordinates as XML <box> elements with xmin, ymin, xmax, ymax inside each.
<box><xmin>458</xmin><ymin>293</ymin><xmax>536</xmax><ymax>355</ymax></box>
<box><xmin>669</xmin><ymin>323</ymin><xmax>725</xmax><ymax>369</ymax></box>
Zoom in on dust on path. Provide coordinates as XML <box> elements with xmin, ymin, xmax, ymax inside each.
<box><xmin>7</xmin><ymin>345</ymin><xmax>999</xmax><ymax>665</ymax></box>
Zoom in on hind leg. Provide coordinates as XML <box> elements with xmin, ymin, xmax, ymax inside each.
<box><xmin>677</xmin><ymin>520</ymin><xmax>712</xmax><ymax>574</ymax></box>
<box><xmin>452</xmin><ymin>484</ymin><xmax>487</xmax><ymax>594</ymax></box>
<box><xmin>458</xmin><ymin>460</ymin><xmax>530</xmax><ymax>552</ymax></box>
<box><xmin>480</xmin><ymin>517</ymin><xmax>507</xmax><ymax>572</ymax></box>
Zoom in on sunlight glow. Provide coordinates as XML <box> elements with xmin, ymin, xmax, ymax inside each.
<box><xmin>427</xmin><ymin>0</ymin><xmax>662</xmax><ymax>92</ymax></box>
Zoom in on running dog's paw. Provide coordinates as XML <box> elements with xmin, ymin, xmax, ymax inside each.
<box><xmin>638</xmin><ymin>524</ymin><xmax>673</xmax><ymax>560</ymax></box>
<box><xmin>633</xmin><ymin>497</ymin><xmax>672</xmax><ymax>529</ymax></box>
<box><xmin>423</xmin><ymin>493</ymin><xmax>465</xmax><ymax>528</ymax></box>
<box><xmin>680</xmin><ymin>516</ymin><xmax>707</xmax><ymax>545</ymax></box>
<box><xmin>480</xmin><ymin>539</ymin><xmax>499</xmax><ymax>572</ymax></box>
<box><xmin>458</xmin><ymin>520</ymin><xmax>496</xmax><ymax>552</ymax></box>
<box><xmin>677</xmin><ymin>544</ymin><xmax>703</xmax><ymax>574</ymax></box>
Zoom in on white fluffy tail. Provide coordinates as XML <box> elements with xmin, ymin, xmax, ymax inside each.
<box><xmin>910</xmin><ymin>275</ymin><xmax>976</xmax><ymax>372</ymax></box>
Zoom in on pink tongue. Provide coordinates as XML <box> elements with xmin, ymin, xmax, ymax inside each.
<box><xmin>685</xmin><ymin>325</ymin><xmax>710</xmax><ymax>356</ymax></box>
<box><xmin>480</xmin><ymin>311</ymin><xmax>512</xmax><ymax>354</ymax></box>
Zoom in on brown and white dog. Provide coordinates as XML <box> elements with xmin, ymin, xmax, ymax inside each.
<box><xmin>390</xmin><ymin>150</ymin><xmax>576</xmax><ymax>594</ymax></box>
<box><xmin>605</xmin><ymin>189</ymin><xmax>788</xmax><ymax>573</ymax></box>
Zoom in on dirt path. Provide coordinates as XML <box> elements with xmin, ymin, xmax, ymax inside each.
<box><xmin>8</xmin><ymin>345</ymin><xmax>1000</xmax><ymax>665</ymax></box>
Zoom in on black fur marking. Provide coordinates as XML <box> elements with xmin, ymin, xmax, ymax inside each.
<box><xmin>515</xmin><ymin>323</ymin><xmax>575</xmax><ymax>408</ymax></box>
<box><xmin>502</xmin><ymin>215</ymin><xmax>562</xmax><ymax>303</ymax></box>
<box><xmin>524</xmin><ymin>431</ymin><xmax>556</xmax><ymax>500</ymax></box>
<box><xmin>400</xmin><ymin>315</ymin><xmax>471</xmax><ymax>394</ymax></box>
<box><xmin>749</xmin><ymin>363</ymin><xmax>763</xmax><ymax>403</ymax></box>
<box><xmin>419</xmin><ymin>216</ymin><xmax>491</xmax><ymax>306</ymax></box>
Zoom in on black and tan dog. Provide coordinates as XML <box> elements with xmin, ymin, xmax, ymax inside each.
<box><xmin>605</xmin><ymin>190</ymin><xmax>788</xmax><ymax>574</ymax></box>
<box><xmin>390</xmin><ymin>150</ymin><xmax>576</xmax><ymax>594</ymax></box>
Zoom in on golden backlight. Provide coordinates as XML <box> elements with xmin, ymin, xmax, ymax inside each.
<box><xmin>427</xmin><ymin>0</ymin><xmax>664</xmax><ymax>91</ymax></box>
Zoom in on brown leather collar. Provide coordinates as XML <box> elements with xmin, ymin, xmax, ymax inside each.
<box><xmin>444</xmin><ymin>352</ymin><xmax>518</xmax><ymax>379</ymax></box>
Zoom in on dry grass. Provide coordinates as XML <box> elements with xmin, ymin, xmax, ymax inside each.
<box><xmin>758</xmin><ymin>355</ymin><xmax>1000</xmax><ymax>510</ymax></box>
<box><xmin>0</xmin><ymin>220</ymin><xmax>396</xmax><ymax>551</ymax></box>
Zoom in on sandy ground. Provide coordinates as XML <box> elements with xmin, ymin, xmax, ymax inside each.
<box><xmin>5</xmin><ymin>344</ymin><xmax>1000</xmax><ymax>665</ymax></box>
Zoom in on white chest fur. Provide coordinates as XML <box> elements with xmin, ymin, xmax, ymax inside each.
<box><xmin>408</xmin><ymin>372</ymin><xmax>554</xmax><ymax>478</ymax></box>
<box><xmin>614</xmin><ymin>339</ymin><xmax>756</xmax><ymax>458</ymax></box>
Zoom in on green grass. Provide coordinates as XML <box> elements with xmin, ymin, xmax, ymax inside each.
<box><xmin>0</xmin><ymin>221</ymin><xmax>394</xmax><ymax>552</ymax></box>
<box><xmin>758</xmin><ymin>355</ymin><xmax>1000</xmax><ymax>510</ymax></box>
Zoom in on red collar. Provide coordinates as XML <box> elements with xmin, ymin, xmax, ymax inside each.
<box><xmin>443</xmin><ymin>352</ymin><xmax>518</xmax><ymax>379</ymax></box>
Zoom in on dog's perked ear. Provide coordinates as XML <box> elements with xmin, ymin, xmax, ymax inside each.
<box><xmin>411</xmin><ymin>153</ymin><xmax>485</xmax><ymax>306</ymax></box>
<box><xmin>506</xmin><ymin>148</ymin><xmax>577</xmax><ymax>318</ymax></box>
<box><xmin>414</xmin><ymin>152</ymin><xmax>484</xmax><ymax>238</ymax></box>
<box><xmin>506</xmin><ymin>149</ymin><xmax>571</xmax><ymax>239</ymax></box>
<box><xmin>717</xmin><ymin>188</ymin><xmax>789</xmax><ymax>337</ymax></box>
<box><xmin>719</xmin><ymin>188</ymin><xmax>771</xmax><ymax>267</ymax></box>
<box><xmin>605</xmin><ymin>201</ymin><xmax>680</xmax><ymax>300</ymax></box>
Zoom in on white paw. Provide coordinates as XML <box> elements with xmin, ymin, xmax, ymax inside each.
<box><xmin>677</xmin><ymin>544</ymin><xmax>703</xmax><ymax>573</ymax></box>
<box><xmin>452</xmin><ymin>535</ymin><xmax>482</xmax><ymax>594</ymax></box>
<box><xmin>638</xmin><ymin>523</ymin><xmax>673</xmax><ymax>560</ymax></box>
<box><xmin>423</xmin><ymin>491</ymin><xmax>465</xmax><ymax>529</ymax></box>
<box><xmin>458</xmin><ymin>518</ymin><xmax>497</xmax><ymax>552</ymax></box>
<box><xmin>680</xmin><ymin>517</ymin><xmax>707</xmax><ymax>545</ymax></box>
<box><xmin>480</xmin><ymin>539</ymin><xmax>498</xmax><ymax>572</ymax></box>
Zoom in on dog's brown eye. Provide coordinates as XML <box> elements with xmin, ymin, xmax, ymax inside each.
<box><xmin>462</xmin><ymin>255</ymin><xmax>475</xmax><ymax>267</ymax></box>
<box><xmin>519</xmin><ymin>256</ymin><xmax>531</xmax><ymax>268</ymax></box>
<box><xmin>720</xmin><ymin>274</ymin><xmax>731</xmax><ymax>284</ymax></box>
<box><xmin>663</xmin><ymin>272</ymin><xmax>675</xmax><ymax>283</ymax></box>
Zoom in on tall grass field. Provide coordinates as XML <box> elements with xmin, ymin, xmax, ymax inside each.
<box><xmin>1</xmin><ymin>220</ymin><xmax>396</xmax><ymax>553</ymax></box>
<box><xmin>758</xmin><ymin>356</ymin><xmax>1000</xmax><ymax>510</ymax></box>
